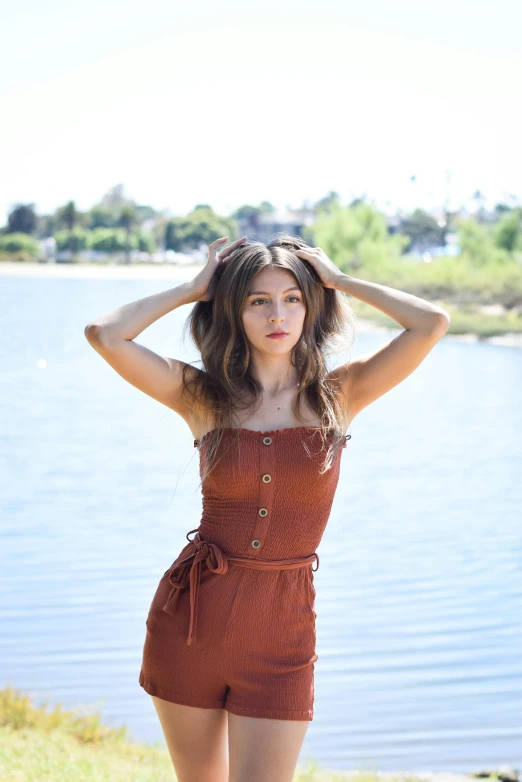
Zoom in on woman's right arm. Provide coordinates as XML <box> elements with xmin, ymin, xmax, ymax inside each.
<box><xmin>83</xmin><ymin>236</ymin><xmax>247</xmax><ymax>425</ymax></box>
<box><xmin>84</xmin><ymin>281</ymin><xmax>201</xmax><ymax>421</ymax></box>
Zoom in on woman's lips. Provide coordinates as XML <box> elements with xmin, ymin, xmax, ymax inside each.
<box><xmin>267</xmin><ymin>333</ymin><xmax>288</xmax><ymax>339</ymax></box>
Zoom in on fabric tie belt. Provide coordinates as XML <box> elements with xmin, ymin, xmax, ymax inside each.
<box><xmin>162</xmin><ymin>528</ymin><xmax>320</xmax><ymax>646</ymax></box>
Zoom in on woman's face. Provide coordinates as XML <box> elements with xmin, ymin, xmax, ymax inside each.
<box><xmin>241</xmin><ymin>267</ymin><xmax>306</xmax><ymax>356</ymax></box>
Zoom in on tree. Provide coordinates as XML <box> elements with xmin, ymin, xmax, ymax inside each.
<box><xmin>471</xmin><ymin>189</ymin><xmax>487</xmax><ymax>222</ymax></box>
<box><xmin>55</xmin><ymin>200</ymin><xmax>82</xmax><ymax>256</ymax></box>
<box><xmin>232</xmin><ymin>204</ymin><xmax>263</xmax><ymax>235</ymax></box>
<box><xmin>54</xmin><ymin>227</ymin><xmax>89</xmax><ymax>255</ymax></box>
<box><xmin>233</xmin><ymin>205</ymin><xmax>262</xmax><ymax>220</ymax></box>
<box><xmin>457</xmin><ymin>218</ymin><xmax>511</xmax><ymax>266</ymax></box>
<box><xmin>0</xmin><ymin>232</ymin><xmax>40</xmax><ymax>259</ymax></box>
<box><xmin>309</xmin><ymin>201</ymin><xmax>409</xmax><ymax>272</ymax></box>
<box><xmin>89</xmin><ymin>205</ymin><xmax>115</xmax><ymax>229</ymax></box>
<box><xmin>100</xmin><ymin>184</ymin><xmax>133</xmax><ymax>209</ymax></box>
<box><xmin>117</xmin><ymin>205</ymin><xmax>138</xmax><ymax>264</ymax></box>
<box><xmin>400</xmin><ymin>209</ymin><xmax>444</xmax><ymax>253</ymax></box>
<box><xmin>7</xmin><ymin>203</ymin><xmax>38</xmax><ymax>235</ymax></box>
<box><xmin>56</xmin><ymin>200</ymin><xmax>79</xmax><ymax>232</ymax></box>
<box><xmin>37</xmin><ymin>213</ymin><xmax>59</xmax><ymax>238</ymax></box>
<box><xmin>313</xmin><ymin>191</ymin><xmax>341</xmax><ymax>215</ymax></box>
<box><xmin>164</xmin><ymin>206</ymin><xmax>236</xmax><ymax>252</ymax></box>
<box><xmin>493</xmin><ymin>208</ymin><xmax>522</xmax><ymax>254</ymax></box>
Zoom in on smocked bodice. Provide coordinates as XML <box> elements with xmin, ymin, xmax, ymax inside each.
<box><xmin>192</xmin><ymin>427</ymin><xmax>350</xmax><ymax>560</ymax></box>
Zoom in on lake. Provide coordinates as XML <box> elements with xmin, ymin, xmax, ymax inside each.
<box><xmin>1</xmin><ymin>272</ymin><xmax>521</xmax><ymax>774</ymax></box>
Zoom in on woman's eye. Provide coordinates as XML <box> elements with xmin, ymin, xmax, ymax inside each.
<box><xmin>251</xmin><ymin>296</ymin><xmax>301</xmax><ymax>305</ymax></box>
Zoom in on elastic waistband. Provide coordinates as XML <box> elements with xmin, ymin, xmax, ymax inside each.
<box><xmin>162</xmin><ymin>528</ymin><xmax>319</xmax><ymax>646</ymax></box>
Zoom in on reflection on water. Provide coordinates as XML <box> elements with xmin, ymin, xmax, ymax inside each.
<box><xmin>1</xmin><ymin>275</ymin><xmax>521</xmax><ymax>772</ymax></box>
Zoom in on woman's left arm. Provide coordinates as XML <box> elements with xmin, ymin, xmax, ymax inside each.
<box><xmin>295</xmin><ymin>245</ymin><xmax>451</xmax><ymax>421</ymax></box>
<box><xmin>333</xmin><ymin>272</ymin><xmax>450</xmax><ymax>420</ymax></box>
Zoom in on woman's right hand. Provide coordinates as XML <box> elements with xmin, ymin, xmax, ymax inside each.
<box><xmin>189</xmin><ymin>235</ymin><xmax>248</xmax><ymax>302</ymax></box>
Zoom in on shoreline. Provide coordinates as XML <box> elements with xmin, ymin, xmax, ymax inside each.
<box><xmin>2</xmin><ymin>260</ymin><xmax>522</xmax><ymax>348</ymax></box>
<box><xmin>2</xmin><ymin>682</ymin><xmax>516</xmax><ymax>781</ymax></box>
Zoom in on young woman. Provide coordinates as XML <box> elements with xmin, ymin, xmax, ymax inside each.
<box><xmin>84</xmin><ymin>233</ymin><xmax>450</xmax><ymax>782</ymax></box>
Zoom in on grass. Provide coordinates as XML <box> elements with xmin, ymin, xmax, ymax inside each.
<box><xmin>0</xmin><ymin>685</ymin><xmax>434</xmax><ymax>782</ymax></box>
<box><xmin>0</xmin><ymin>684</ymin><xmax>173</xmax><ymax>781</ymax></box>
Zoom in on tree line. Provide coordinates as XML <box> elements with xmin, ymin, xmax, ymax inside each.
<box><xmin>1</xmin><ymin>185</ymin><xmax>521</xmax><ymax>274</ymax></box>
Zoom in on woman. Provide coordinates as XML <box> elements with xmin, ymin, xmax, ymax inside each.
<box><xmin>84</xmin><ymin>233</ymin><xmax>450</xmax><ymax>782</ymax></box>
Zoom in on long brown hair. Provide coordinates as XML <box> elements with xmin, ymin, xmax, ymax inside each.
<box><xmin>179</xmin><ymin>232</ymin><xmax>357</xmax><ymax>482</ymax></box>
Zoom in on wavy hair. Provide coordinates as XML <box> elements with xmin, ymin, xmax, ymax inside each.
<box><xmin>179</xmin><ymin>232</ymin><xmax>357</xmax><ymax>484</ymax></box>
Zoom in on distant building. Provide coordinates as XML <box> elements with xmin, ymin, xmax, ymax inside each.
<box><xmin>238</xmin><ymin>209</ymin><xmax>316</xmax><ymax>244</ymax></box>
<box><xmin>39</xmin><ymin>237</ymin><xmax>56</xmax><ymax>261</ymax></box>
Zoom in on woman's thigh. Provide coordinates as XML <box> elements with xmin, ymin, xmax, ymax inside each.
<box><xmin>151</xmin><ymin>695</ymin><xmax>229</xmax><ymax>782</ymax></box>
<box><xmin>228</xmin><ymin>712</ymin><xmax>310</xmax><ymax>782</ymax></box>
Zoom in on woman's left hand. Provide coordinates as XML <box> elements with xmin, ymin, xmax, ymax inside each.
<box><xmin>294</xmin><ymin>246</ymin><xmax>343</xmax><ymax>289</ymax></box>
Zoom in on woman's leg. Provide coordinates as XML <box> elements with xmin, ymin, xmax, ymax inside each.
<box><xmin>151</xmin><ymin>695</ymin><xmax>229</xmax><ymax>782</ymax></box>
<box><xmin>228</xmin><ymin>712</ymin><xmax>309</xmax><ymax>782</ymax></box>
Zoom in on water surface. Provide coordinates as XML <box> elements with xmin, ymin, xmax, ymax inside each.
<box><xmin>1</xmin><ymin>274</ymin><xmax>521</xmax><ymax>773</ymax></box>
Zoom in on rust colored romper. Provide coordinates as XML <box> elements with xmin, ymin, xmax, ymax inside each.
<box><xmin>139</xmin><ymin>426</ymin><xmax>350</xmax><ymax>721</ymax></box>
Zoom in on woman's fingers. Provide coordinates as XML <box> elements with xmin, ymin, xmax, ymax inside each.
<box><xmin>295</xmin><ymin>247</ymin><xmax>319</xmax><ymax>255</ymax></box>
<box><xmin>224</xmin><ymin>235</ymin><xmax>248</xmax><ymax>253</ymax></box>
<box><xmin>208</xmin><ymin>236</ymin><xmax>228</xmax><ymax>254</ymax></box>
<box><xmin>208</xmin><ymin>235</ymin><xmax>248</xmax><ymax>269</ymax></box>
<box><xmin>218</xmin><ymin>235</ymin><xmax>248</xmax><ymax>261</ymax></box>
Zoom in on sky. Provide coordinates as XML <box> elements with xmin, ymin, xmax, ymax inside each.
<box><xmin>1</xmin><ymin>0</ymin><xmax>521</xmax><ymax>226</ymax></box>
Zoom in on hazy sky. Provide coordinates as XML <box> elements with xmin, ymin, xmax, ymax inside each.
<box><xmin>1</xmin><ymin>0</ymin><xmax>520</xmax><ymax>225</ymax></box>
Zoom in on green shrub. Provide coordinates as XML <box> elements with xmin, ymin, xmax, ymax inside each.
<box><xmin>0</xmin><ymin>232</ymin><xmax>39</xmax><ymax>258</ymax></box>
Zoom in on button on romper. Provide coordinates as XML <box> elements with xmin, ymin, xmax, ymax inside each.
<box><xmin>139</xmin><ymin>426</ymin><xmax>350</xmax><ymax>721</ymax></box>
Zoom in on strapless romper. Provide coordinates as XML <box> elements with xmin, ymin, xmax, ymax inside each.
<box><xmin>139</xmin><ymin>426</ymin><xmax>350</xmax><ymax>721</ymax></box>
